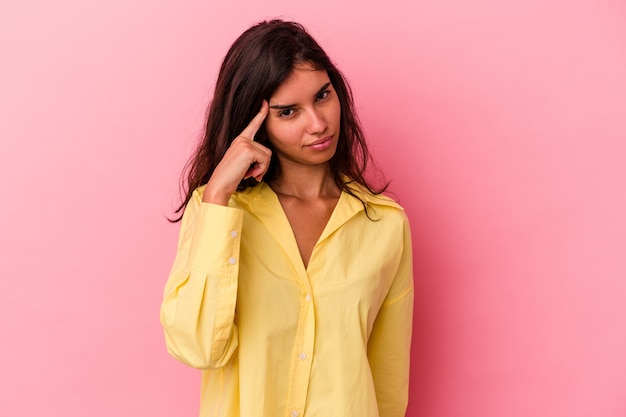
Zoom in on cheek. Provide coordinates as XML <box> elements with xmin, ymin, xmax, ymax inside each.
<box><xmin>266</xmin><ymin>121</ymin><xmax>299</xmax><ymax>147</ymax></box>
<box><xmin>329</xmin><ymin>98</ymin><xmax>342</xmax><ymax>126</ymax></box>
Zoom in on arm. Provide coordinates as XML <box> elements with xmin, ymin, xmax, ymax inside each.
<box><xmin>160</xmin><ymin>102</ymin><xmax>270</xmax><ymax>369</ymax></box>
<box><xmin>160</xmin><ymin>188</ymin><xmax>243</xmax><ymax>369</ymax></box>
<box><xmin>368</xmin><ymin>215</ymin><xmax>414</xmax><ymax>417</ymax></box>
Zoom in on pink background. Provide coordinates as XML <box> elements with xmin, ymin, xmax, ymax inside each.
<box><xmin>1</xmin><ymin>0</ymin><xmax>625</xmax><ymax>416</ymax></box>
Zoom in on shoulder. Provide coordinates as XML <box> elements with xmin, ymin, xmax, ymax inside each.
<box><xmin>189</xmin><ymin>184</ymin><xmax>260</xmax><ymax>210</ymax></box>
<box><xmin>344</xmin><ymin>181</ymin><xmax>405</xmax><ymax>212</ymax></box>
<box><xmin>181</xmin><ymin>186</ymin><xmax>241</xmax><ymax>222</ymax></box>
<box><xmin>342</xmin><ymin>181</ymin><xmax>411</xmax><ymax>236</ymax></box>
<box><xmin>189</xmin><ymin>184</ymin><xmax>243</xmax><ymax>205</ymax></box>
<box><xmin>190</xmin><ymin>185</ymin><xmax>205</xmax><ymax>205</ymax></box>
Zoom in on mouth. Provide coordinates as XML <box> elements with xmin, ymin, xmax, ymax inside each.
<box><xmin>305</xmin><ymin>136</ymin><xmax>333</xmax><ymax>150</ymax></box>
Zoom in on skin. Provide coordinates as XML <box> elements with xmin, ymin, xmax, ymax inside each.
<box><xmin>203</xmin><ymin>63</ymin><xmax>342</xmax><ymax>268</ymax></box>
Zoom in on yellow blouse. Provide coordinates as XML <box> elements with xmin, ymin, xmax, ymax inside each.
<box><xmin>160</xmin><ymin>182</ymin><xmax>414</xmax><ymax>417</ymax></box>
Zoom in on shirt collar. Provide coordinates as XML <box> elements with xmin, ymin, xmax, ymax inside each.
<box><xmin>234</xmin><ymin>180</ymin><xmax>401</xmax><ymax>243</ymax></box>
<box><xmin>231</xmin><ymin>180</ymin><xmax>401</xmax><ymax>273</ymax></box>
<box><xmin>234</xmin><ymin>179</ymin><xmax>401</xmax><ymax>212</ymax></box>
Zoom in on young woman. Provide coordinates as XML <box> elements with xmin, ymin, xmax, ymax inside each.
<box><xmin>160</xmin><ymin>20</ymin><xmax>414</xmax><ymax>417</ymax></box>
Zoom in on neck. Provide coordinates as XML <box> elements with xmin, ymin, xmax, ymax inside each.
<box><xmin>269</xmin><ymin>161</ymin><xmax>340</xmax><ymax>200</ymax></box>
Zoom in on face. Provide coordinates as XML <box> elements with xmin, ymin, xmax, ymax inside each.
<box><xmin>264</xmin><ymin>63</ymin><xmax>341</xmax><ymax>170</ymax></box>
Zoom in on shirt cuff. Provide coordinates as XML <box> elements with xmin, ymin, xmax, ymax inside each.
<box><xmin>188</xmin><ymin>202</ymin><xmax>244</xmax><ymax>272</ymax></box>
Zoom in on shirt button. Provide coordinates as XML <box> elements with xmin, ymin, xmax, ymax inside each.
<box><xmin>291</xmin><ymin>411</ymin><xmax>299</xmax><ymax>417</ymax></box>
<box><xmin>298</xmin><ymin>352</ymin><xmax>306</xmax><ymax>360</ymax></box>
<box><xmin>230</xmin><ymin>230</ymin><xmax>238</xmax><ymax>238</ymax></box>
<box><xmin>305</xmin><ymin>294</ymin><xmax>312</xmax><ymax>301</ymax></box>
<box><xmin>228</xmin><ymin>257</ymin><xmax>237</xmax><ymax>265</ymax></box>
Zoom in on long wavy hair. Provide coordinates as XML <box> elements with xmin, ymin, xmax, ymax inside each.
<box><xmin>172</xmin><ymin>20</ymin><xmax>387</xmax><ymax>221</ymax></box>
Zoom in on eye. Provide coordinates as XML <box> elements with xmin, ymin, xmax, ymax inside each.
<box><xmin>279</xmin><ymin>108</ymin><xmax>295</xmax><ymax>118</ymax></box>
<box><xmin>316</xmin><ymin>90</ymin><xmax>331</xmax><ymax>101</ymax></box>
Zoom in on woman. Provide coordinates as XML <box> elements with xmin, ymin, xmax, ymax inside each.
<box><xmin>160</xmin><ymin>20</ymin><xmax>414</xmax><ymax>417</ymax></box>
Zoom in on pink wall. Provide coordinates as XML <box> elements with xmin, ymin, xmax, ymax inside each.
<box><xmin>1</xmin><ymin>1</ymin><xmax>625</xmax><ymax>416</ymax></box>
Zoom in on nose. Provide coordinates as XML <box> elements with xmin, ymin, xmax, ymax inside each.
<box><xmin>306</xmin><ymin>107</ymin><xmax>327</xmax><ymax>135</ymax></box>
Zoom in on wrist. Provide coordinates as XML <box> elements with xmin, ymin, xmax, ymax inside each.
<box><xmin>202</xmin><ymin>183</ymin><xmax>231</xmax><ymax>206</ymax></box>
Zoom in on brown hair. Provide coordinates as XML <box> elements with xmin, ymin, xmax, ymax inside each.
<box><xmin>172</xmin><ymin>20</ymin><xmax>387</xmax><ymax>221</ymax></box>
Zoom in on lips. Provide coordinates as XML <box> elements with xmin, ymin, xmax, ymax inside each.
<box><xmin>305</xmin><ymin>136</ymin><xmax>333</xmax><ymax>150</ymax></box>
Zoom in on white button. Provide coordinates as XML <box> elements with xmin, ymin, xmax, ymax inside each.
<box><xmin>228</xmin><ymin>257</ymin><xmax>237</xmax><ymax>265</ymax></box>
<box><xmin>299</xmin><ymin>352</ymin><xmax>306</xmax><ymax>360</ymax></box>
<box><xmin>305</xmin><ymin>294</ymin><xmax>312</xmax><ymax>301</ymax></box>
<box><xmin>291</xmin><ymin>411</ymin><xmax>299</xmax><ymax>417</ymax></box>
<box><xmin>230</xmin><ymin>230</ymin><xmax>238</xmax><ymax>238</ymax></box>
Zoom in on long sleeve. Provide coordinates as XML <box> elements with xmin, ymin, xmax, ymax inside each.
<box><xmin>367</xmin><ymin>214</ymin><xmax>414</xmax><ymax>417</ymax></box>
<box><xmin>160</xmin><ymin>189</ymin><xmax>243</xmax><ymax>369</ymax></box>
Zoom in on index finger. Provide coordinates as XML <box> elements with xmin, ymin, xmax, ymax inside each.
<box><xmin>240</xmin><ymin>100</ymin><xmax>269</xmax><ymax>141</ymax></box>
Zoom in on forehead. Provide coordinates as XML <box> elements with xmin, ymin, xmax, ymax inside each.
<box><xmin>270</xmin><ymin>64</ymin><xmax>330</xmax><ymax>103</ymax></box>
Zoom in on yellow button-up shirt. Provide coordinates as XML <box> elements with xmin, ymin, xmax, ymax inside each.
<box><xmin>160</xmin><ymin>182</ymin><xmax>413</xmax><ymax>417</ymax></box>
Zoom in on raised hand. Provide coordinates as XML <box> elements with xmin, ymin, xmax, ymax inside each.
<box><xmin>202</xmin><ymin>101</ymin><xmax>272</xmax><ymax>205</ymax></box>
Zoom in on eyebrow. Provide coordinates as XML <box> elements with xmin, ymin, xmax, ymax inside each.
<box><xmin>269</xmin><ymin>82</ymin><xmax>332</xmax><ymax>110</ymax></box>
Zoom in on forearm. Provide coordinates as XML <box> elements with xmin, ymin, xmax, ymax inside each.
<box><xmin>368</xmin><ymin>288</ymin><xmax>414</xmax><ymax>417</ymax></box>
<box><xmin>160</xmin><ymin>195</ymin><xmax>243</xmax><ymax>369</ymax></box>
